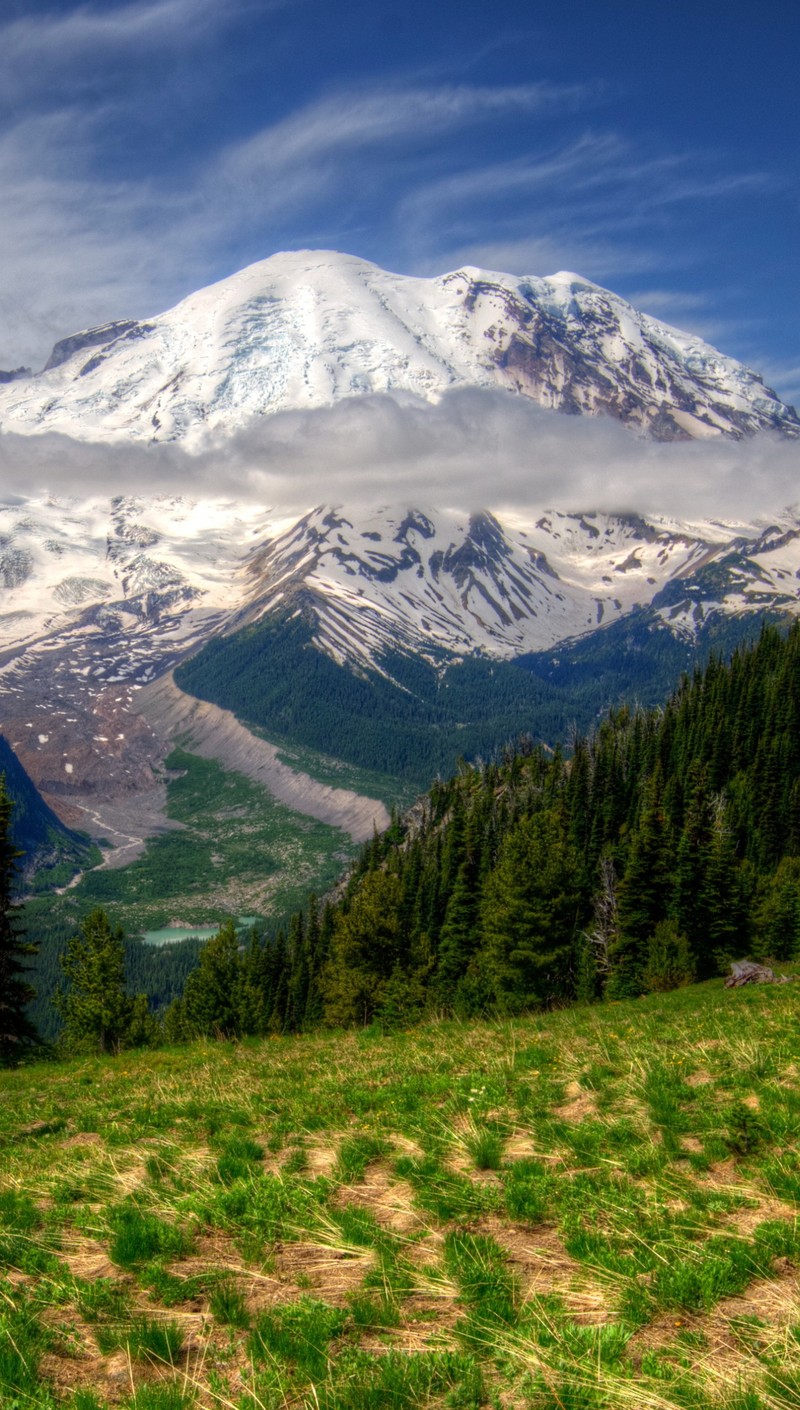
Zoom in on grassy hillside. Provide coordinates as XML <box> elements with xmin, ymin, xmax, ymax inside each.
<box><xmin>1</xmin><ymin>977</ymin><xmax>799</xmax><ymax>1409</ymax></box>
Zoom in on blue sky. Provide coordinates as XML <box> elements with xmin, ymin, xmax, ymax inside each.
<box><xmin>0</xmin><ymin>0</ymin><xmax>797</xmax><ymax>406</ymax></box>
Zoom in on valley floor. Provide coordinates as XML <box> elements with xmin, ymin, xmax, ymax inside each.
<box><xmin>1</xmin><ymin>978</ymin><xmax>800</xmax><ymax>1409</ymax></box>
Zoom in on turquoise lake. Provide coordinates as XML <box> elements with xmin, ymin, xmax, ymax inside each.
<box><xmin>141</xmin><ymin>917</ymin><xmax>259</xmax><ymax>946</ymax></box>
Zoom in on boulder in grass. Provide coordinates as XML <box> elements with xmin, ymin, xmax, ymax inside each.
<box><xmin>725</xmin><ymin>960</ymin><xmax>792</xmax><ymax>987</ymax></box>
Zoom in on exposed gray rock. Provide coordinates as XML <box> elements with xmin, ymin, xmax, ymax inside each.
<box><xmin>724</xmin><ymin>959</ymin><xmax>792</xmax><ymax>987</ymax></box>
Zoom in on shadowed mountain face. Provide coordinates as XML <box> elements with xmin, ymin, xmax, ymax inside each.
<box><xmin>0</xmin><ymin>735</ymin><xmax>90</xmax><ymax>885</ymax></box>
<box><xmin>0</xmin><ymin>251</ymin><xmax>795</xmax><ymax>446</ymax></box>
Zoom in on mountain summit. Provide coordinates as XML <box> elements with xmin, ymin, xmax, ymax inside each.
<box><xmin>0</xmin><ymin>251</ymin><xmax>795</xmax><ymax>446</ymax></box>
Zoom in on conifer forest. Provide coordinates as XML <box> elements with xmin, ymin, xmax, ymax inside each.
<box><xmin>5</xmin><ymin>622</ymin><xmax>800</xmax><ymax>1059</ymax></box>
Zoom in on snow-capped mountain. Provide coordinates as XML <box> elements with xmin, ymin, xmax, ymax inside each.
<box><xmin>1</xmin><ymin>251</ymin><xmax>799</xmax><ymax>848</ymax></box>
<box><xmin>3</xmin><ymin>492</ymin><xmax>800</xmax><ymax>829</ymax></box>
<box><xmin>0</xmin><ymin>251</ymin><xmax>796</xmax><ymax>445</ymax></box>
<box><xmin>238</xmin><ymin>505</ymin><xmax>731</xmax><ymax>668</ymax></box>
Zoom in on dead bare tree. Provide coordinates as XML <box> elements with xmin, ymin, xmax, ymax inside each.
<box><xmin>582</xmin><ymin>853</ymin><xmax>619</xmax><ymax>978</ymax></box>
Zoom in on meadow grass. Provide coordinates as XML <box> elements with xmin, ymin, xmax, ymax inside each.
<box><xmin>1</xmin><ymin>975</ymin><xmax>799</xmax><ymax>1408</ymax></box>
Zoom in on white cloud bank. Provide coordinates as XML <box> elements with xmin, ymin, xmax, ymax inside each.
<box><xmin>0</xmin><ymin>389</ymin><xmax>798</xmax><ymax>527</ymax></box>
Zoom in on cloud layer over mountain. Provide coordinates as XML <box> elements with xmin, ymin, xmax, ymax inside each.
<box><xmin>2</xmin><ymin>388</ymin><xmax>799</xmax><ymax>526</ymax></box>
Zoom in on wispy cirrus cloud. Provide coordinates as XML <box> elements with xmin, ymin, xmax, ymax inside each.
<box><xmin>0</xmin><ymin>0</ymin><xmax>255</xmax><ymax>104</ymax></box>
<box><xmin>0</xmin><ymin>1</ymin><xmax>791</xmax><ymax>389</ymax></box>
<box><xmin>220</xmin><ymin>82</ymin><xmax>584</xmax><ymax>178</ymax></box>
<box><xmin>399</xmin><ymin>134</ymin><xmax>779</xmax><ymax>287</ymax></box>
<box><xmin>0</xmin><ymin>72</ymin><xmax>594</xmax><ymax>366</ymax></box>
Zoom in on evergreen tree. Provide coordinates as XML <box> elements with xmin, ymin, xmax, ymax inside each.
<box><xmin>322</xmin><ymin>871</ymin><xmax>404</xmax><ymax>1026</ymax></box>
<box><xmin>163</xmin><ymin>995</ymin><xmax>190</xmax><ymax>1045</ymax></box>
<box><xmin>612</xmin><ymin>770</ymin><xmax>672</xmax><ymax>994</ymax></box>
<box><xmin>56</xmin><ymin>908</ymin><xmax>134</xmax><ymax>1055</ymax></box>
<box><xmin>671</xmin><ymin>763</ymin><xmax>716</xmax><ymax>973</ymax></box>
<box><xmin>481</xmin><ymin>808</ymin><xmax>582</xmax><ymax>1013</ymax></box>
<box><xmin>302</xmin><ymin>899</ymin><xmax>325</xmax><ymax>1026</ymax></box>
<box><xmin>754</xmin><ymin>857</ymin><xmax>800</xmax><ymax>960</ymax></box>
<box><xmin>182</xmin><ymin>921</ymin><xmax>242</xmax><ymax>1038</ymax></box>
<box><xmin>642</xmin><ymin>919</ymin><xmax>695</xmax><ymax>992</ymax></box>
<box><xmin>285</xmin><ymin>911</ymin><xmax>310</xmax><ymax>1030</ymax></box>
<box><xmin>126</xmin><ymin>992</ymin><xmax>161</xmax><ymax>1048</ymax></box>
<box><xmin>0</xmin><ymin>777</ymin><xmax>39</xmax><ymax>1066</ymax></box>
<box><xmin>269</xmin><ymin>929</ymin><xmax>290</xmax><ymax>1031</ymax></box>
<box><xmin>703</xmin><ymin>803</ymin><xmax>749</xmax><ymax>966</ymax></box>
<box><xmin>433</xmin><ymin>860</ymin><xmax>481</xmax><ymax>1009</ymax></box>
<box><xmin>235</xmin><ymin>930</ymin><xmax>272</xmax><ymax>1035</ymax></box>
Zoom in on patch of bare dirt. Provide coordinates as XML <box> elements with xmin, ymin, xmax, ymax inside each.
<box><xmin>687</xmin><ymin>1069</ymin><xmax>714</xmax><ymax>1088</ymax></box>
<box><xmin>696</xmin><ymin>1157</ymin><xmax>739</xmax><ymax>1188</ymax></box>
<box><xmin>504</xmin><ymin>1131</ymin><xmax>540</xmax><ymax>1161</ymax></box>
<box><xmin>38</xmin><ymin>1348</ymin><xmax>136</xmax><ymax>1406</ymax></box>
<box><xmin>39</xmin><ymin>1305</ymin><xmax>174</xmax><ymax>1406</ymax></box>
<box><xmin>628</xmin><ymin>1264</ymin><xmax>800</xmax><ymax>1385</ymax></box>
<box><xmin>724</xmin><ymin>1195</ymin><xmax>798</xmax><ymax>1238</ymax></box>
<box><xmin>301</xmin><ymin>1137</ymin><xmax>341</xmax><ymax>1177</ymax></box>
<box><xmin>478</xmin><ymin>1217</ymin><xmax>611</xmax><ymax>1324</ymax></box>
<box><xmin>447</xmin><ymin>1151</ymin><xmax>503</xmax><ymax>1186</ymax></box>
<box><xmin>39</xmin><ymin>1307</ymin><xmax>214</xmax><ymax>1407</ymax></box>
<box><xmin>59</xmin><ymin>1234</ymin><xmax>119</xmax><ymax>1282</ymax></box>
<box><xmin>356</xmin><ymin>1295</ymin><xmax>460</xmax><ymax>1354</ymax></box>
<box><xmin>270</xmin><ymin>1238</ymin><xmax>376</xmax><ymax>1305</ymax></box>
<box><xmin>680</xmin><ymin>1135</ymin><xmax>704</xmax><ymax>1153</ymax></box>
<box><xmin>109</xmin><ymin>1156</ymin><xmax>149</xmax><ymax>1196</ymax></box>
<box><xmin>333</xmin><ymin>1162</ymin><xmax>428</xmax><ymax>1234</ymax></box>
<box><xmin>167</xmin><ymin>1232</ymin><xmax>283</xmax><ymax>1315</ymax></box>
<box><xmin>391</xmin><ymin>1134</ymin><xmax>425</xmax><ymax>1159</ymax></box>
<box><xmin>714</xmin><ymin>1264</ymin><xmax>800</xmax><ymax>1326</ymax></box>
<box><xmin>553</xmin><ymin>1081</ymin><xmax>598</xmax><ymax>1124</ymax></box>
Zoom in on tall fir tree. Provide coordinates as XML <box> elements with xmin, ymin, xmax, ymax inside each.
<box><xmin>56</xmin><ymin>908</ymin><xmax>134</xmax><ymax>1055</ymax></box>
<box><xmin>181</xmin><ymin>921</ymin><xmax>242</xmax><ymax>1038</ymax></box>
<box><xmin>671</xmin><ymin>762</ymin><xmax>716</xmax><ymax>974</ymax></box>
<box><xmin>481</xmin><ymin>808</ymin><xmax>582</xmax><ymax>1013</ymax></box>
<box><xmin>0</xmin><ymin>777</ymin><xmax>39</xmax><ymax>1065</ymax></box>
<box><xmin>611</xmin><ymin>768</ymin><xmax>673</xmax><ymax>994</ymax></box>
<box><xmin>322</xmin><ymin>870</ymin><xmax>404</xmax><ymax>1026</ymax></box>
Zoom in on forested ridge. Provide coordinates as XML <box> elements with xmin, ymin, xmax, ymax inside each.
<box><xmin>5</xmin><ymin>622</ymin><xmax>800</xmax><ymax>1059</ymax></box>
<box><xmin>165</xmin><ymin>622</ymin><xmax>800</xmax><ymax>1039</ymax></box>
<box><xmin>173</xmin><ymin>604</ymin><xmax>772</xmax><ymax>786</ymax></box>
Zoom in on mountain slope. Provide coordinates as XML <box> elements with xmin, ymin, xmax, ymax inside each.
<box><xmin>0</xmin><ymin>734</ymin><xmax>91</xmax><ymax>886</ymax></box>
<box><xmin>0</xmin><ymin>251</ymin><xmax>796</xmax><ymax>445</ymax></box>
<box><xmin>3</xmin><ymin>493</ymin><xmax>800</xmax><ymax>815</ymax></box>
<box><xmin>237</xmin><ymin>504</ymin><xmax>800</xmax><ymax>669</ymax></box>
